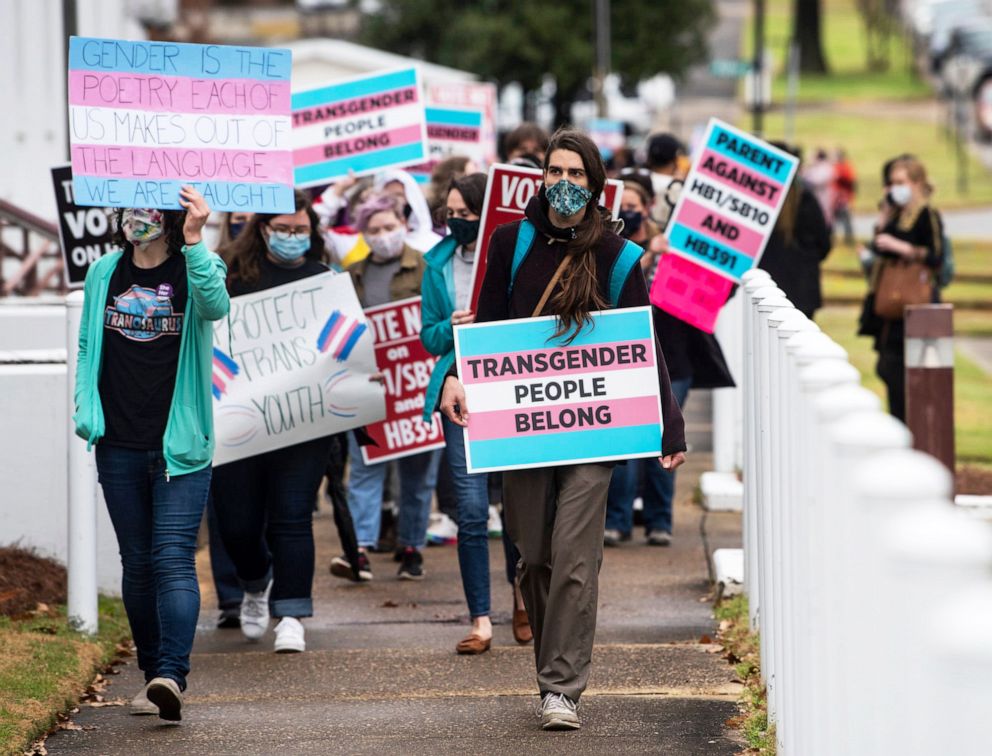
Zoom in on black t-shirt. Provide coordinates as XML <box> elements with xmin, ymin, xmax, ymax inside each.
<box><xmin>228</xmin><ymin>255</ymin><xmax>328</xmax><ymax>297</ymax></box>
<box><xmin>99</xmin><ymin>249</ymin><xmax>188</xmax><ymax>449</ymax></box>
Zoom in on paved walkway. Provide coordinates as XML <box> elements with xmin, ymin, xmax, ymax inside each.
<box><xmin>959</xmin><ymin>336</ymin><xmax>992</xmax><ymax>375</ymax></box>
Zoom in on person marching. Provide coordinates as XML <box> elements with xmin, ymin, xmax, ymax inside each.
<box><xmin>73</xmin><ymin>187</ymin><xmax>229</xmax><ymax>721</ymax></box>
<box><xmin>420</xmin><ymin>172</ymin><xmax>532</xmax><ymax>654</ymax></box>
<box><xmin>439</xmin><ymin>129</ymin><xmax>687</xmax><ymax>730</ymax></box>
<box><xmin>210</xmin><ymin>190</ymin><xmax>337</xmax><ymax>654</ymax></box>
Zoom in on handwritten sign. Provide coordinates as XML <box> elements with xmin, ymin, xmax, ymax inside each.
<box><xmin>361</xmin><ymin>297</ymin><xmax>445</xmax><ymax>464</ymax></box>
<box><xmin>426</xmin><ymin>81</ymin><xmax>498</xmax><ymax>165</ymax></box>
<box><xmin>51</xmin><ymin>165</ymin><xmax>120</xmax><ymax>287</ymax></box>
<box><xmin>454</xmin><ymin>307</ymin><xmax>663</xmax><ymax>473</ymax></box>
<box><xmin>292</xmin><ymin>68</ymin><xmax>428</xmax><ymax>188</ymax></box>
<box><xmin>408</xmin><ymin>106</ymin><xmax>487</xmax><ymax>183</ymax></box>
<box><xmin>468</xmin><ymin>163</ymin><xmax>624</xmax><ymax>312</ymax></box>
<box><xmin>68</xmin><ymin>37</ymin><xmax>294</xmax><ymax>213</ymax></box>
<box><xmin>653</xmin><ymin>118</ymin><xmax>798</xmax><ymax>333</ymax></box>
<box><xmin>211</xmin><ymin>271</ymin><xmax>385</xmax><ymax>466</ymax></box>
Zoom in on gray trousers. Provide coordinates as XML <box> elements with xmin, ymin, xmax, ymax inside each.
<box><xmin>503</xmin><ymin>463</ymin><xmax>613</xmax><ymax>701</ymax></box>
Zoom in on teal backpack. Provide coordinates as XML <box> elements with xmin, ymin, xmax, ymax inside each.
<box><xmin>507</xmin><ymin>219</ymin><xmax>646</xmax><ymax>307</ymax></box>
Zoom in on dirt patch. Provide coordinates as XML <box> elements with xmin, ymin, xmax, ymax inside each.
<box><xmin>958</xmin><ymin>466</ymin><xmax>992</xmax><ymax>495</ymax></box>
<box><xmin>0</xmin><ymin>547</ymin><xmax>67</xmax><ymax>618</ymax></box>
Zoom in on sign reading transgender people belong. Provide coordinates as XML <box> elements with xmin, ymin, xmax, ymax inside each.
<box><xmin>68</xmin><ymin>37</ymin><xmax>295</xmax><ymax>213</ymax></box>
<box><xmin>454</xmin><ymin>307</ymin><xmax>663</xmax><ymax>473</ymax></box>
<box><xmin>292</xmin><ymin>68</ymin><xmax>428</xmax><ymax>187</ymax></box>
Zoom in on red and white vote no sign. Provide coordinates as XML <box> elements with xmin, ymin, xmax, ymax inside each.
<box><xmin>468</xmin><ymin>164</ymin><xmax>623</xmax><ymax>312</ymax></box>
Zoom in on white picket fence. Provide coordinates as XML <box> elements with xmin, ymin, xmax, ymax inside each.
<box><xmin>739</xmin><ymin>268</ymin><xmax>992</xmax><ymax>756</ymax></box>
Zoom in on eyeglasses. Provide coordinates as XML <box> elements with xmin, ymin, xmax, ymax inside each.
<box><xmin>269</xmin><ymin>224</ymin><xmax>311</xmax><ymax>239</ymax></box>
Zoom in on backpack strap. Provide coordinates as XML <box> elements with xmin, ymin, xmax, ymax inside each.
<box><xmin>507</xmin><ymin>219</ymin><xmax>537</xmax><ymax>297</ymax></box>
<box><xmin>607</xmin><ymin>239</ymin><xmax>646</xmax><ymax>307</ymax></box>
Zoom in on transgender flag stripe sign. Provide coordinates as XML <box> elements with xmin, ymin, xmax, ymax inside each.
<box><xmin>317</xmin><ymin>310</ymin><xmax>368</xmax><ymax>362</ymax></box>
<box><xmin>212</xmin><ymin>347</ymin><xmax>240</xmax><ymax>400</ymax></box>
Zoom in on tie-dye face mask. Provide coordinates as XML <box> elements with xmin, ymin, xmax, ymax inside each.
<box><xmin>545</xmin><ymin>179</ymin><xmax>593</xmax><ymax>218</ymax></box>
<box><xmin>121</xmin><ymin>208</ymin><xmax>165</xmax><ymax>244</ymax></box>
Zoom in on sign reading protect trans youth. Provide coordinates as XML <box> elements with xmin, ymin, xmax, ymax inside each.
<box><xmin>454</xmin><ymin>307</ymin><xmax>663</xmax><ymax>473</ymax></box>
<box><xmin>292</xmin><ymin>68</ymin><xmax>428</xmax><ymax>187</ymax></box>
<box><xmin>68</xmin><ymin>36</ymin><xmax>294</xmax><ymax>213</ymax></box>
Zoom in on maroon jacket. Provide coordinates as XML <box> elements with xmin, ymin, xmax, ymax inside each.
<box><xmin>470</xmin><ymin>193</ymin><xmax>687</xmax><ymax>457</ymax></box>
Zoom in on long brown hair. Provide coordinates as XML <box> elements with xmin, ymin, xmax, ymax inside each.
<box><xmin>224</xmin><ymin>189</ymin><xmax>326</xmax><ymax>287</ymax></box>
<box><xmin>543</xmin><ymin>128</ymin><xmax>610</xmax><ymax>342</ymax></box>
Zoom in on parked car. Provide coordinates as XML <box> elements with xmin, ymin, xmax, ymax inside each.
<box><xmin>940</xmin><ymin>21</ymin><xmax>992</xmax><ymax>94</ymax></box>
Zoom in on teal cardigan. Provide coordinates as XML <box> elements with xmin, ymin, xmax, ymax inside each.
<box><xmin>73</xmin><ymin>241</ymin><xmax>230</xmax><ymax>478</ymax></box>
<box><xmin>419</xmin><ymin>236</ymin><xmax>459</xmax><ymax>423</ymax></box>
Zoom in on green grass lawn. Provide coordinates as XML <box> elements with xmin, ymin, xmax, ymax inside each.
<box><xmin>816</xmin><ymin>305</ymin><xmax>992</xmax><ymax>467</ymax></box>
<box><xmin>825</xmin><ymin>240</ymin><xmax>992</xmax><ymax>278</ymax></box>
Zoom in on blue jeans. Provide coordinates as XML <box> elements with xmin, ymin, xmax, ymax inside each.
<box><xmin>205</xmin><ymin>493</ymin><xmax>243</xmax><ymax>612</ymax></box>
<box><xmin>441</xmin><ymin>416</ymin><xmax>491</xmax><ymax>618</ymax></box>
<box><xmin>95</xmin><ymin>445</ymin><xmax>211</xmax><ymax>691</ymax></box>
<box><xmin>605</xmin><ymin>377</ymin><xmax>692</xmax><ymax>535</ymax></box>
<box><xmin>346</xmin><ymin>434</ymin><xmax>440</xmax><ymax>550</ymax></box>
<box><xmin>211</xmin><ymin>436</ymin><xmax>332</xmax><ymax>618</ymax></box>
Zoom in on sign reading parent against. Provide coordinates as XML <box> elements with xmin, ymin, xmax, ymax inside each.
<box><xmin>426</xmin><ymin>81</ymin><xmax>499</xmax><ymax>165</ymax></box>
<box><xmin>292</xmin><ymin>68</ymin><xmax>428</xmax><ymax>187</ymax></box>
<box><xmin>455</xmin><ymin>307</ymin><xmax>663</xmax><ymax>473</ymax></box>
<box><xmin>468</xmin><ymin>164</ymin><xmax>624</xmax><ymax>312</ymax></box>
<box><xmin>361</xmin><ymin>297</ymin><xmax>445</xmax><ymax>464</ymax></box>
<box><xmin>211</xmin><ymin>271</ymin><xmax>386</xmax><ymax>466</ymax></box>
<box><xmin>68</xmin><ymin>37</ymin><xmax>295</xmax><ymax>214</ymax></box>
<box><xmin>652</xmin><ymin>119</ymin><xmax>798</xmax><ymax>333</ymax></box>
<box><xmin>408</xmin><ymin>106</ymin><xmax>487</xmax><ymax>183</ymax></box>
<box><xmin>51</xmin><ymin>165</ymin><xmax>120</xmax><ymax>288</ymax></box>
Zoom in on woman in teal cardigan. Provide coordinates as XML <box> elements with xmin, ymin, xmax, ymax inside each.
<box><xmin>421</xmin><ymin>173</ymin><xmax>530</xmax><ymax>654</ymax></box>
<box><xmin>73</xmin><ymin>186</ymin><xmax>229</xmax><ymax>722</ymax></box>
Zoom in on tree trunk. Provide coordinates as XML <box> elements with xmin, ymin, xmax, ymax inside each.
<box><xmin>793</xmin><ymin>0</ymin><xmax>829</xmax><ymax>74</ymax></box>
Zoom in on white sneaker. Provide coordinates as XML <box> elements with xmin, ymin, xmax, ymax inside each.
<box><xmin>145</xmin><ymin>677</ymin><xmax>183</xmax><ymax>722</ymax></box>
<box><xmin>273</xmin><ymin>617</ymin><xmax>305</xmax><ymax>653</ymax></box>
<box><xmin>240</xmin><ymin>580</ymin><xmax>272</xmax><ymax>641</ymax></box>
<box><xmin>129</xmin><ymin>683</ymin><xmax>159</xmax><ymax>716</ymax></box>
<box><xmin>426</xmin><ymin>513</ymin><xmax>458</xmax><ymax>545</ymax></box>
<box><xmin>540</xmin><ymin>692</ymin><xmax>580</xmax><ymax>730</ymax></box>
<box><xmin>487</xmin><ymin>505</ymin><xmax>503</xmax><ymax>538</ymax></box>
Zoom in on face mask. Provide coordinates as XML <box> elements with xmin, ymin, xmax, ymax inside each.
<box><xmin>446</xmin><ymin>218</ymin><xmax>480</xmax><ymax>246</ymax></box>
<box><xmin>619</xmin><ymin>210</ymin><xmax>643</xmax><ymax>238</ymax></box>
<box><xmin>121</xmin><ymin>208</ymin><xmax>164</xmax><ymax>244</ymax></box>
<box><xmin>545</xmin><ymin>179</ymin><xmax>593</xmax><ymax>218</ymax></box>
<box><xmin>266</xmin><ymin>230</ymin><xmax>311</xmax><ymax>263</ymax></box>
<box><xmin>889</xmin><ymin>184</ymin><xmax>913</xmax><ymax>206</ymax></box>
<box><xmin>367</xmin><ymin>229</ymin><xmax>405</xmax><ymax>261</ymax></box>
<box><xmin>229</xmin><ymin>222</ymin><xmax>245</xmax><ymax>239</ymax></box>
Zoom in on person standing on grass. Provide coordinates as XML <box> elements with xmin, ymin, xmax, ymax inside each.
<box><xmin>73</xmin><ymin>187</ymin><xmax>229</xmax><ymax>722</ymax></box>
<box><xmin>440</xmin><ymin>129</ymin><xmax>687</xmax><ymax>731</ymax></box>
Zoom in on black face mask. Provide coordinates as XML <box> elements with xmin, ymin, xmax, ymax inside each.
<box><xmin>447</xmin><ymin>217</ymin><xmax>480</xmax><ymax>246</ymax></box>
<box><xmin>228</xmin><ymin>222</ymin><xmax>246</xmax><ymax>239</ymax></box>
<box><xmin>618</xmin><ymin>209</ymin><xmax>643</xmax><ymax>238</ymax></box>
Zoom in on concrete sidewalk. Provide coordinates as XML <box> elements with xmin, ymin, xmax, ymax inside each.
<box><xmin>43</xmin><ymin>447</ymin><xmax>745</xmax><ymax>755</ymax></box>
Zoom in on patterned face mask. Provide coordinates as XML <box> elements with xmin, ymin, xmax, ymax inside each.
<box><xmin>121</xmin><ymin>208</ymin><xmax>164</xmax><ymax>244</ymax></box>
<box><xmin>545</xmin><ymin>179</ymin><xmax>593</xmax><ymax>218</ymax></box>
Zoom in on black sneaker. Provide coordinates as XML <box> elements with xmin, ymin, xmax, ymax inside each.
<box><xmin>330</xmin><ymin>553</ymin><xmax>373</xmax><ymax>582</ymax></box>
<box><xmin>216</xmin><ymin>608</ymin><xmax>241</xmax><ymax>630</ymax></box>
<box><xmin>397</xmin><ymin>547</ymin><xmax>425</xmax><ymax>581</ymax></box>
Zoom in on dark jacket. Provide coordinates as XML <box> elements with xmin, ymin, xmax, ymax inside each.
<box><xmin>653</xmin><ymin>307</ymin><xmax>735</xmax><ymax>389</ymax></box>
<box><xmin>472</xmin><ymin>193</ymin><xmax>687</xmax><ymax>457</ymax></box>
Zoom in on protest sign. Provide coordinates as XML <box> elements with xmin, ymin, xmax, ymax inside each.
<box><xmin>653</xmin><ymin>118</ymin><xmax>798</xmax><ymax>333</ymax></box>
<box><xmin>468</xmin><ymin>164</ymin><xmax>623</xmax><ymax>312</ymax></box>
<box><xmin>211</xmin><ymin>270</ymin><xmax>385</xmax><ymax>466</ymax></box>
<box><xmin>292</xmin><ymin>68</ymin><xmax>428</xmax><ymax>188</ymax></box>
<box><xmin>51</xmin><ymin>165</ymin><xmax>120</xmax><ymax>287</ymax></box>
<box><xmin>587</xmin><ymin>118</ymin><xmax>625</xmax><ymax>159</ymax></box>
<box><xmin>454</xmin><ymin>306</ymin><xmax>663</xmax><ymax>473</ymax></box>
<box><xmin>426</xmin><ymin>81</ymin><xmax>498</xmax><ymax>165</ymax></box>
<box><xmin>68</xmin><ymin>36</ymin><xmax>294</xmax><ymax>214</ymax></box>
<box><xmin>360</xmin><ymin>297</ymin><xmax>445</xmax><ymax>464</ymax></box>
<box><xmin>408</xmin><ymin>106</ymin><xmax>487</xmax><ymax>184</ymax></box>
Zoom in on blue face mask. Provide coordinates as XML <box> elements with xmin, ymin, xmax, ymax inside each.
<box><xmin>545</xmin><ymin>179</ymin><xmax>594</xmax><ymax>218</ymax></box>
<box><xmin>267</xmin><ymin>231</ymin><xmax>311</xmax><ymax>263</ymax></box>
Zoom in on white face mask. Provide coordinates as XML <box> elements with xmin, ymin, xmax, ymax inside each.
<box><xmin>367</xmin><ymin>229</ymin><xmax>405</xmax><ymax>261</ymax></box>
<box><xmin>890</xmin><ymin>184</ymin><xmax>913</xmax><ymax>206</ymax></box>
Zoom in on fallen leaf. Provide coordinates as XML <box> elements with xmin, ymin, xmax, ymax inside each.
<box><xmin>699</xmin><ymin>634</ymin><xmax>713</xmax><ymax>644</ymax></box>
<box><xmin>381</xmin><ymin>600</ymin><xmax>398</xmax><ymax>608</ymax></box>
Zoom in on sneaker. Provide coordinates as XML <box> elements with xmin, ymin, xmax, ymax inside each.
<box><xmin>487</xmin><ymin>506</ymin><xmax>503</xmax><ymax>538</ymax></box>
<box><xmin>145</xmin><ymin>677</ymin><xmax>182</xmax><ymax>722</ymax></box>
<box><xmin>646</xmin><ymin>530</ymin><xmax>672</xmax><ymax>547</ymax></box>
<box><xmin>540</xmin><ymin>692</ymin><xmax>580</xmax><ymax>730</ymax></box>
<box><xmin>330</xmin><ymin>553</ymin><xmax>372</xmax><ymax>581</ymax></box>
<box><xmin>273</xmin><ymin>617</ymin><xmax>305</xmax><ymax>653</ymax></box>
<box><xmin>129</xmin><ymin>683</ymin><xmax>159</xmax><ymax>716</ymax></box>
<box><xmin>426</xmin><ymin>513</ymin><xmax>458</xmax><ymax>545</ymax></box>
<box><xmin>240</xmin><ymin>580</ymin><xmax>272</xmax><ymax>641</ymax></box>
<box><xmin>397</xmin><ymin>547</ymin><xmax>425</xmax><ymax>580</ymax></box>
<box><xmin>604</xmin><ymin>529</ymin><xmax>630</xmax><ymax>547</ymax></box>
<box><xmin>216</xmin><ymin>608</ymin><xmax>241</xmax><ymax>630</ymax></box>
